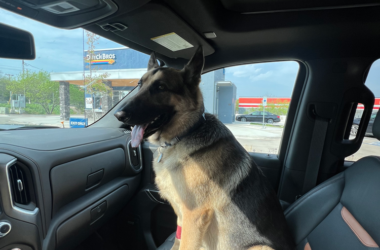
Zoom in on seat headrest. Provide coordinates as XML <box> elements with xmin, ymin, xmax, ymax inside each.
<box><xmin>372</xmin><ymin>111</ymin><xmax>380</xmax><ymax>140</ymax></box>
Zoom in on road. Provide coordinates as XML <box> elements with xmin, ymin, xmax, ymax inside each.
<box><xmin>0</xmin><ymin>114</ymin><xmax>378</xmax><ymax>161</ymax></box>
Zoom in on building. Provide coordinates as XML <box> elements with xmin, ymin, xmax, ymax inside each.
<box><xmin>51</xmin><ymin>48</ymin><xmax>237</xmax><ymax>123</ymax></box>
<box><xmin>238</xmin><ymin>97</ymin><xmax>379</xmax><ymax>117</ymax></box>
<box><xmin>201</xmin><ymin>69</ymin><xmax>237</xmax><ymax>123</ymax></box>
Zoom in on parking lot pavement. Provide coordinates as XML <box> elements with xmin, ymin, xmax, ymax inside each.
<box><xmin>225</xmin><ymin>122</ymin><xmax>284</xmax><ymax>154</ymax></box>
<box><xmin>226</xmin><ymin>122</ymin><xmax>283</xmax><ymax>138</ymax></box>
<box><xmin>346</xmin><ymin>136</ymin><xmax>380</xmax><ymax>161</ymax></box>
<box><xmin>227</xmin><ymin>121</ymin><xmax>380</xmax><ymax>159</ymax></box>
<box><xmin>0</xmin><ymin>114</ymin><xmax>88</xmax><ymax>128</ymax></box>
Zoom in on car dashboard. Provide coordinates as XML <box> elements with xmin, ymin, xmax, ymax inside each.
<box><xmin>0</xmin><ymin>127</ymin><xmax>141</xmax><ymax>250</ymax></box>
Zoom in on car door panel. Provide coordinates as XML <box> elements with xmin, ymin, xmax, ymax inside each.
<box><xmin>250</xmin><ymin>114</ymin><xmax>256</xmax><ymax>121</ymax></box>
<box><xmin>131</xmin><ymin>142</ymin><xmax>177</xmax><ymax>249</ymax></box>
<box><xmin>250</xmin><ymin>152</ymin><xmax>282</xmax><ymax>191</ymax></box>
<box><xmin>0</xmin><ymin>127</ymin><xmax>141</xmax><ymax>250</ymax></box>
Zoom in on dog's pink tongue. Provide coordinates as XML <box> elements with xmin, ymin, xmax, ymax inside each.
<box><xmin>131</xmin><ymin>124</ymin><xmax>148</xmax><ymax>148</ymax></box>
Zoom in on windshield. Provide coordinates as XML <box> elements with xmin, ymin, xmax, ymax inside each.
<box><xmin>0</xmin><ymin>8</ymin><xmax>147</xmax><ymax>129</ymax></box>
<box><xmin>0</xmin><ymin>8</ymin><xmax>298</xmax><ymax>139</ymax></box>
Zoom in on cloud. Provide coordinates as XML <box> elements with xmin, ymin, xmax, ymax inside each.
<box><xmin>224</xmin><ymin>61</ymin><xmax>300</xmax><ymax>97</ymax></box>
<box><xmin>229</xmin><ymin>64</ymin><xmax>262</xmax><ymax>78</ymax></box>
<box><xmin>249</xmin><ymin>71</ymin><xmax>273</xmax><ymax>82</ymax></box>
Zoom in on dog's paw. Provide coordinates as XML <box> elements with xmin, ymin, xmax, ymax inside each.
<box><xmin>170</xmin><ymin>238</ymin><xmax>180</xmax><ymax>250</ymax></box>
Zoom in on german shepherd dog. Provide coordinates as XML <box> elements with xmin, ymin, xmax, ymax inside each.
<box><xmin>114</xmin><ymin>47</ymin><xmax>295</xmax><ymax>250</ymax></box>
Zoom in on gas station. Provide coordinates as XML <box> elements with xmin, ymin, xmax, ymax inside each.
<box><xmin>50</xmin><ymin>47</ymin><xmax>149</xmax><ymax>123</ymax></box>
<box><xmin>50</xmin><ymin>47</ymin><xmax>237</xmax><ymax>125</ymax></box>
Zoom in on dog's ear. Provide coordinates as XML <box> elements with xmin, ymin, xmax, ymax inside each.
<box><xmin>148</xmin><ymin>52</ymin><xmax>159</xmax><ymax>70</ymax></box>
<box><xmin>182</xmin><ymin>46</ymin><xmax>204</xmax><ymax>85</ymax></box>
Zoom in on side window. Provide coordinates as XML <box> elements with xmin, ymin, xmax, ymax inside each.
<box><xmin>346</xmin><ymin>59</ymin><xmax>380</xmax><ymax>161</ymax></box>
<box><xmin>200</xmin><ymin>62</ymin><xmax>299</xmax><ymax>154</ymax></box>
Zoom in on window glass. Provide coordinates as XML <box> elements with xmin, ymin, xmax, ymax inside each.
<box><xmin>346</xmin><ymin>59</ymin><xmax>380</xmax><ymax>161</ymax></box>
<box><xmin>0</xmin><ymin>8</ymin><xmax>145</xmax><ymax>129</ymax></box>
<box><xmin>201</xmin><ymin>62</ymin><xmax>299</xmax><ymax>154</ymax></box>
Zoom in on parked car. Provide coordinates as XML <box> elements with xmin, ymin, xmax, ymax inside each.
<box><xmin>351</xmin><ymin>113</ymin><xmax>377</xmax><ymax>136</ymax></box>
<box><xmin>236</xmin><ymin>111</ymin><xmax>281</xmax><ymax>123</ymax></box>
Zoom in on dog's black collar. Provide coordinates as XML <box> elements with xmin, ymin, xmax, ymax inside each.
<box><xmin>161</xmin><ymin>112</ymin><xmax>206</xmax><ymax>148</ymax></box>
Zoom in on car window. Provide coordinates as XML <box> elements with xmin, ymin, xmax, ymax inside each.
<box><xmin>202</xmin><ymin>62</ymin><xmax>299</xmax><ymax>154</ymax></box>
<box><xmin>346</xmin><ymin>59</ymin><xmax>380</xmax><ymax>161</ymax></box>
<box><xmin>0</xmin><ymin>9</ymin><xmax>145</xmax><ymax>129</ymax></box>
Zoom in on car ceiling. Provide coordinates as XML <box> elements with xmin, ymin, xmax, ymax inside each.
<box><xmin>2</xmin><ymin>0</ymin><xmax>380</xmax><ymax>71</ymax></box>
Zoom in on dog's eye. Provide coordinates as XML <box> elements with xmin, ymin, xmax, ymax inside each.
<box><xmin>158</xmin><ymin>84</ymin><xmax>166</xmax><ymax>90</ymax></box>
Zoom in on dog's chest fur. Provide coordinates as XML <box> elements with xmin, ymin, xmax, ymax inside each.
<box><xmin>153</xmin><ymin>144</ymin><xmax>230</xmax><ymax>211</ymax></box>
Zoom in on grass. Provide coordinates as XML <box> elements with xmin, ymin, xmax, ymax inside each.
<box><xmin>250</xmin><ymin>122</ymin><xmax>284</xmax><ymax>128</ymax></box>
<box><xmin>0</xmin><ymin>102</ymin><xmax>81</xmax><ymax>115</ymax></box>
<box><xmin>0</xmin><ymin>103</ymin><xmax>59</xmax><ymax>114</ymax></box>
<box><xmin>0</xmin><ymin>103</ymin><xmax>10</xmax><ymax>108</ymax></box>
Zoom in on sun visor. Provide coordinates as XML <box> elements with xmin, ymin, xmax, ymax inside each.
<box><xmin>0</xmin><ymin>0</ymin><xmax>119</xmax><ymax>29</ymax></box>
<box><xmin>221</xmin><ymin>0</ymin><xmax>380</xmax><ymax>13</ymax></box>
<box><xmin>97</xmin><ymin>2</ymin><xmax>215</xmax><ymax>60</ymax></box>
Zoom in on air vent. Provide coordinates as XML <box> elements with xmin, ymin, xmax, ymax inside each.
<box><xmin>8</xmin><ymin>164</ymin><xmax>30</xmax><ymax>205</ymax></box>
<box><xmin>41</xmin><ymin>2</ymin><xmax>80</xmax><ymax>14</ymax></box>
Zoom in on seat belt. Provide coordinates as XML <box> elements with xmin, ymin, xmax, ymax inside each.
<box><xmin>301</xmin><ymin>117</ymin><xmax>329</xmax><ymax>196</ymax></box>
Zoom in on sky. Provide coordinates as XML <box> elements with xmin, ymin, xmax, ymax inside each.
<box><xmin>0</xmin><ymin>8</ymin><xmax>380</xmax><ymax>98</ymax></box>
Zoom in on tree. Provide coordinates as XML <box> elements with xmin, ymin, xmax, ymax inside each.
<box><xmin>70</xmin><ymin>84</ymin><xmax>85</xmax><ymax>112</ymax></box>
<box><xmin>251</xmin><ymin>99</ymin><xmax>290</xmax><ymax>115</ymax></box>
<box><xmin>6</xmin><ymin>71</ymin><xmax>59</xmax><ymax>114</ymax></box>
<box><xmin>83</xmin><ymin>31</ymin><xmax>110</xmax><ymax>97</ymax></box>
<box><xmin>0</xmin><ymin>74</ymin><xmax>10</xmax><ymax>104</ymax></box>
<box><xmin>235</xmin><ymin>99</ymin><xmax>239</xmax><ymax>113</ymax></box>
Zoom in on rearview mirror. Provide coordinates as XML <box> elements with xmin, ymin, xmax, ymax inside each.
<box><xmin>0</xmin><ymin>22</ymin><xmax>35</xmax><ymax>60</ymax></box>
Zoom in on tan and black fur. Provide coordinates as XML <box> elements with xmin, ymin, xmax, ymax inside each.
<box><xmin>115</xmin><ymin>47</ymin><xmax>295</xmax><ymax>250</ymax></box>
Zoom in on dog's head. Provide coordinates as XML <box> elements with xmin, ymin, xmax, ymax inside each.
<box><xmin>115</xmin><ymin>47</ymin><xmax>205</xmax><ymax>148</ymax></box>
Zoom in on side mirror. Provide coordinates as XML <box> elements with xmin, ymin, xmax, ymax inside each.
<box><xmin>0</xmin><ymin>22</ymin><xmax>35</xmax><ymax>60</ymax></box>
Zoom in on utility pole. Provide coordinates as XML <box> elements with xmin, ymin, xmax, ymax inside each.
<box><xmin>5</xmin><ymin>74</ymin><xmax>13</xmax><ymax>105</ymax></box>
<box><xmin>24</xmin><ymin>69</ymin><xmax>27</xmax><ymax>96</ymax></box>
<box><xmin>5</xmin><ymin>74</ymin><xmax>13</xmax><ymax>81</ymax></box>
<box><xmin>22</xmin><ymin>60</ymin><xmax>24</xmax><ymax>75</ymax></box>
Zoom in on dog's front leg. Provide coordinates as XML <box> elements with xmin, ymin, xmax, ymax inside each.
<box><xmin>170</xmin><ymin>217</ymin><xmax>181</xmax><ymax>250</ymax></box>
<box><xmin>170</xmin><ymin>202</ymin><xmax>182</xmax><ymax>250</ymax></box>
<box><xmin>179</xmin><ymin>207</ymin><xmax>213</xmax><ymax>250</ymax></box>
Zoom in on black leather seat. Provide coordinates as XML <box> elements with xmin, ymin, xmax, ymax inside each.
<box><xmin>158</xmin><ymin>114</ymin><xmax>380</xmax><ymax>250</ymax></box>
<box><xmin>286</xmin><ymin>157</ymin><xmax>380</xmax><ymax>249</ymax></box>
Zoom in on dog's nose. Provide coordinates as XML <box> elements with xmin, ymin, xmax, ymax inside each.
<box><xmin>114</xmin><ymin>111</ymin><xmax>130</xmax><ymax>122</ymax></box>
